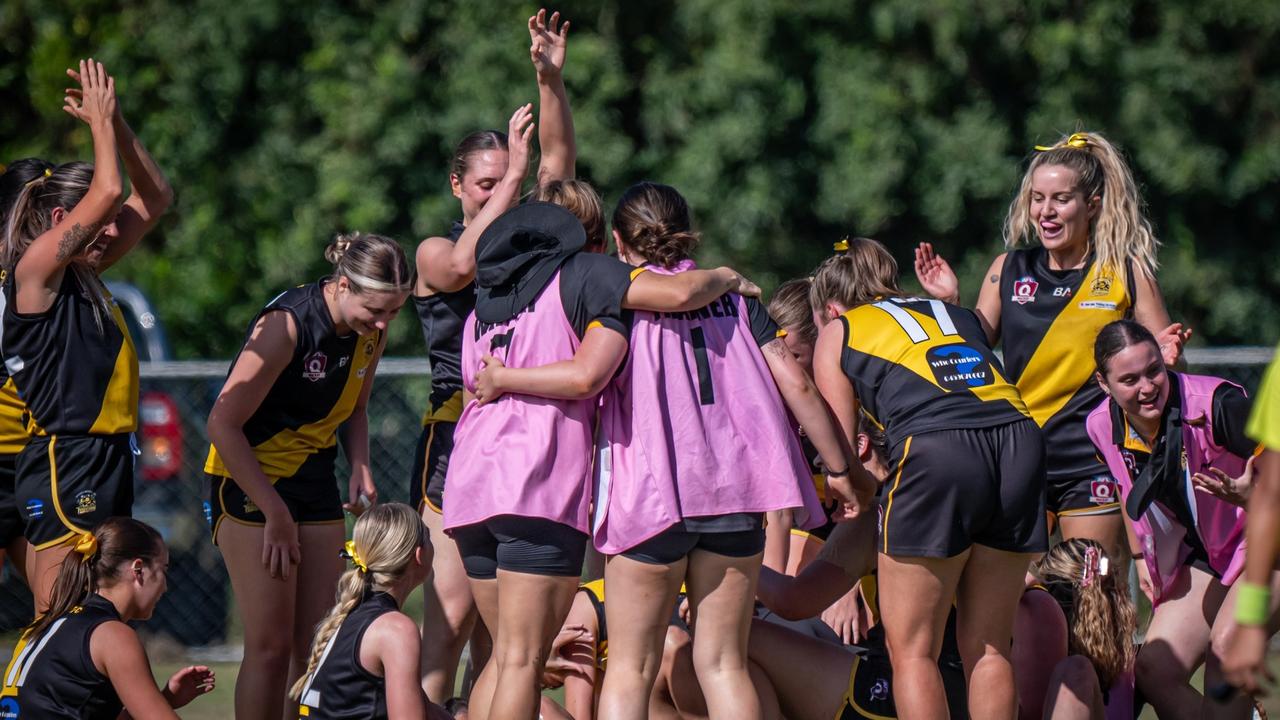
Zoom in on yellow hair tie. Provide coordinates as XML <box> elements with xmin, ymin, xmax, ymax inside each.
<box><xmin>1034</xmin><ymin>132</ymin><xmax>1090</xmax><ymax>152</ymax></box>
<box><xmin>73</xmin><ymin>532</ymin><xmax>98</xmax><ymax>562</ymax></box>
<box><xmin>44</xmin><ymin>168</ymin><xmax>52</xmax><ymax>178</ymax></box>
<box><xmin>342</xmin><ymin>540</ymin><xmax>368</xmax><ymax>572</ymax></box>
<box><xmin>832</xmin><ymin>238</ymin><xmax>849</xmax><ymax>253</ymax></box>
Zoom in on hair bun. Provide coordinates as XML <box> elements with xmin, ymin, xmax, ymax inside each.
<box><xmin>326</xmin><ymin>233</ymin><xmax>357</xmax><ymax>266</ymax></box>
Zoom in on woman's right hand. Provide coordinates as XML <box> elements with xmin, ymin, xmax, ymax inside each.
<box><xmin>717</xmin><ymin>267</ymin><xmax>761</xmax><ymax>298</ymax></box>
<box><xmin>1134</xmin><ymin>556</ymin><xmax>1155</xmax><ymax>604</ymax></box>
<box><xmin>504</xmin><ymin>103</ymin><xmax>535</xmax><ymax>183</ymax></box>
<box><xmin>474</xmin><ymin>355</ymin><xmax>508</xmax><ymax>405</ymax></box>
<box><xmin>63</xmin><ymin>59</ymin><xmax>117</xmax><ymax>129</ymax></box>
<box><xmin>913</xmin><ymin>242</ymin><xmax>960</xmax><ymax>304</ymax></box>
<box><xmin>262</xmin><ymin>512</ymin><xmax>301</xmax><ymax>579</ymax></box>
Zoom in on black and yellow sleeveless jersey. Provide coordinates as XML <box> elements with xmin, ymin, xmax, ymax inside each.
<box><xmin>791</xmin><ymin>434</ymin><xmax>838</xmax><ymax>542</ymax></box>
<box><xmin>205</xmin><ymin>282</ymin><xmax>380</xmax><ymax>481</ymax></box>
<box><xmin>295</xmin><ymin>592</ymin><xmax>397</xmax><ymax>719</ymax></box>
<box><xmin>2</xmin><ymin>270</ymin><xmax>138</xmax><ymax>436</ymax></box>
<box><xmin>0</xmin><ymin>271</ymin><xmax>31</xmax><ymax>454</ymax></box>
<box><xmin>579</xmin><ymin>579</ymin><xmax>608</xmax><ymax>669</ymax></box>
<box><xmin>837</xmin><ymin>297</ymin><xmax>1029</xmax><ymax>451</ymax></box>
<box><xmin>412</xmin><ymin>221</ymin><xmax>468</xmax><ymax>425</ymax></box>
<box><xmin>1000</xmin><ymin>249</ymin><xmax>1132</xmax><ymax>479</ymax></box>
<box><xmin>1</xmin><ymin>593</ymin><xmax>123</xmax><ymax>719</ymax></box>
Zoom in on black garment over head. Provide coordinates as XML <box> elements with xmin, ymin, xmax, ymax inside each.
<box><xmin>295</xmin><ymin>591</ymin><xmax>399</xmax><ymax>720</ymax></box>
<box><xmin>1</xmin><ymin>593</ymin><xmax>122</xmax><ymax>719</ymax></box>
<box><xmin>474</xmin><ymin>202</ymin><xmax>587</xmax><ymax>324</ymax></box>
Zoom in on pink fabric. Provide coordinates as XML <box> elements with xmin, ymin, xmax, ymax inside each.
<box><xmin>444</xmin><ymin>273</ymin><xmax>596</xmax><ymax>533</ymax></box>
<box><xmin>1104</xmin><ymin>668</ymin><xmax>1135</xmax><ymax>720</ymax></box>
<box><xmin>1086</xmin><ymin>373</ymin><xmax>1248</xmax><ymax>607</ymax></box>
<box><xmin>592</xmin><ymin>260</ymin><xmax>825</xmax><ymax>554</ymax></box>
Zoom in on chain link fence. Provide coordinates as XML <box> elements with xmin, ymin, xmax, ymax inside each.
<box><xmin>0</xmin><ymin>349</ymin><xmax>1274</xmax><ymax>648</ymax></box>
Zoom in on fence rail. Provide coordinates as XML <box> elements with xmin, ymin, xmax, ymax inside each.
<box><xmin>1</xmin><ymin>348</ymin><xmax>1275</xmax><ymax>646</ymax></box>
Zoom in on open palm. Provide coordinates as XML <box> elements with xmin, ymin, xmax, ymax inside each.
<box><xmin>529</xmin><ymin>8</ymin><xmax>570</xmax><ymax>76</ymax></box>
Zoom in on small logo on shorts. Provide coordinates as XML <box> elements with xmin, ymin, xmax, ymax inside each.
<box><xmin>1090</xmin><ymin>276</ymin><xmax>1113</xmax><ymax>296</ymax></box>
<box><xmin>303</xmin><ymin>351</ymin><xmax>328</xmax><ymax>381</ymax></box>
<box><xmin>1011</xmin><ymin>276</ymin><xmax>1039</xmax><ymax>305</ymax></box>
<box><xmin>25</xmin><ymin>498</ymin><xmax>43</xmax><ymax>519</ymax></box>
<box><xmin>75</xmin><ymin>491</ymin><xmax>97</xmax><ymax>515</ymax></box>
<box><xmin>1089</xmin><ymin>477</ymin><xmax>1118</xmax><ymax>505</ymax></box>
<box><xmin>243</xmin><ymin>497</ymin><xmax>259</xmax><ymax>515</ymax></box>
<box><xmin>202</xmin><ymin>501</ymin><xmax>213</xmax><ymax>527</ymax></box>
<box><xmin>869</xmin><ymin>678</ymin><xmax>890</xmax><ymax>702</ymax></box>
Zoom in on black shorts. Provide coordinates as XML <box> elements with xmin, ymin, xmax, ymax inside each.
<box><xmin>879</xmin><ymin>420</ymin><xmax>1047</xmax><ymax>558</ymax></box>
<box><xmin>0</xmin><ymin>452</ymin><xmax>21</xmax><ymax>547</ymax></box>
<box><xmin>205</xmin><ymin>473</ymin><xmax>343</xmax><ymax>544</ymax></box>
<box><xmin>17</xmin><ymin>434</ymin><xmax>135</xmax><ymax>549</ymax></box>
<box><xmin>836</xmin><ymin>650</ymin><xmax>968</xmax><ymax>719</ymax></box>
<box><xmin>409</xmin><ymin>419</ymin><xmax>456</xmax><ymax>515</ymax></box>
<box><xmin>621</xmin><ymin>514</ymin><xmax>766</xmax><ymax>565</ymax></box>
<box><xmin>1048</xmin><ymin>472</ymin><xmax>1121</xmax><ymax>518</ymax></box>
<box><xmin>452</xmin><ymin>515</ymin><xmax>588</xmax><ymax>580</ymax></box>
<box><xmin>754</xmin><ymin>604</ymin><xmax>843</xmax><ymax>645</ymax></box>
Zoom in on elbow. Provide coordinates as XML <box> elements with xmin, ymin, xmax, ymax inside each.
<box><xmin>153</xmin><ymin>181</ymin><xmax>176</xmax><ymax>212</ymax></box>
<box><xmin>574</xmin><ymin>374</ymin><xmax>609</xmax><ymax>399</ymax></box>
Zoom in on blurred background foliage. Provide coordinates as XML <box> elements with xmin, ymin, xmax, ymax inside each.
<box><xmin>1</xmin><ymin>0</ymin><xmax>1277</xmax><ymax>357</ymax></box>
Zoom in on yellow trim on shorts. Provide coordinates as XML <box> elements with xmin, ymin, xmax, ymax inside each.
<box><xmin>1056</xmin><ymin>501</ymin><xmax>1120</xmax><ymax>518</ymax></box>
<box><xmin>587</xmin><ymin>320</ymin><xmax>604</xmax><ymax>331</ymax></box>
<box><xmin>417</xmin><ymin>422</ymin><xmax>439</xmax><ymax>514</ymax></box>
<box><xmin>789</xmin><ymin>527</ymin><xmax>826</xmax><ymax>544</ymax></box>
<box><xmin>837</xmin><ymin>656</ymin><xmax>895</xmax><ymax>720</ymax></box>
<box><xmin>34</xmin><ymin>436</ymin><xmax>81</xmax><ymax>551</ymax></box>
<box><xmin>880</xmin><ymin>435</ymin><xmax>913</xmax><ymax>555</ymax></box>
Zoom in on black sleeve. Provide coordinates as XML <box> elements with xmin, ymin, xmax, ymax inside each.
<box><xmin>558</xmin><ymin>253</ymin><xmax>635</xmax><ymax>339</ymax></box>
<box><xmin>1212</xmin><ymin>383</ymin><xmax>1257</xmax><ymax>458</ymax></box>
<box><xmin>743</xmin><ymin>297</ymin><xmax>782</xmax><ymax>348</ymax></box>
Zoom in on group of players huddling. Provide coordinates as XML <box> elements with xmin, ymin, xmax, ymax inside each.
<box><xmin>1</xmin><ymin>8</ymin><xmax>1279</xmax><ymax>720</ymax></box>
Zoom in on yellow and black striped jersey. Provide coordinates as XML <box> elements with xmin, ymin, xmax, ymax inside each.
<box><xmin>205</xmin><ymin>282</ymin><xmax>380</xmax><ymax>481</ymax></box>
<box><xmin>837</xmin><ymin>296</ymin><xmax>1029</xmax><ymax>451</ymax></box>
<box><xmin>578</xmin><ymin>579</ymin><xmax>608</xmax><ymax>669</ymax></box>
<box><xmin>1000</xmin><ymin>249</ymin><xmax>1132</xmax><ymax>479</ymax></box>
<box><xmin>2</xmin><ymin>271</ymin><xmax>138</xmax><ymax>436</ymax></box>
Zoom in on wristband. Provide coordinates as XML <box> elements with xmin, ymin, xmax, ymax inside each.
<box><xmin>1235</xmin><ymin>581</ymin><xmax>1271</xmax><ymax>627</ymax></box>
<box><xmin>1130</xmin><ymin>552</ymin><xmax>1144</xmax><ymax>559</ymax></box>
<box><xmin>825</xmin><ymin>467</ymin><xmax>850</xmax><ymax>478</ymax></box>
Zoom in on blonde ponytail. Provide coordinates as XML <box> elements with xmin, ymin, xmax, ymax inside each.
<box><xmin>1003</xmin><ymin>131</ymin><xmax>1159</xmax><ymax>280</ymax></box>
<box><xmin>289</xmin><ymin>503</ymin><xmax>429</xmax><ymax>701</ymax></box>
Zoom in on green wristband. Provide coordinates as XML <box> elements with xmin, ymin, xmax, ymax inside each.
<box><xmin>1235</xmin><ymin>581</ymin><xmax>1271</xmax><ymax>627</ymax></box>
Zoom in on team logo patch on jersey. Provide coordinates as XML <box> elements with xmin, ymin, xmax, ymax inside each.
<box><xmin>1011</xmin><ymin>276</ymin><xmax>1039</xmax><ymax>304</ymax></box>
<box><xmin>1</xmin><ymin>697</ymin><xmax>20</xmax><ymax>718</ymax></box>
<box><xmin>75</xmin><ymin>490</ymin><xmax>97</xmax><ymax>515</ymax></box>
<box><xmin>1077</xmin><ymin>300</ymin><xmax>1118</xmax><ymax>310</ymax></box>
<box><xmin>1052</xmin><ymin>286</ymin><xmax>1072</xmax><ymax>297</ymax></box>
<box><xmin>1089</xmin><ymin>477</ymin><xmax>1118</xmax><ymax>505</ymax></box>
<box><xmin>25</xmin><ymin>498</ymin><xmax>43</xmax><ymax>519</ymax></box>
<box><xmin>303</xmin><ymin>351</ymin><xmax>328</xmax><ymax>381</ymax></box>
<box><xmin>1091</xmin><ymin>276</ymin><xmax>1113</xmax><ymax>296</ymax></box>
<box><xmin>926</xmin><ymin>344</ymin><xmax>993</xmax><ymax>390</ymax></box>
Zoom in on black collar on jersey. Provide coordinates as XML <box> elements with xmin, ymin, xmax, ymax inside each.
<box><xmin>1116</xmin><ymin>371</ymin><xmax>1185</xmax><ymax>521</ymax></box>
<box><xmin>474</xmin><ymin>202</ymin><xmax>586</xmax><ymax>324</ymax></box>
<box><xmin>448</xmin><ymin>220</ymin><xmax>465</xmax><ymax>242</ymax></box>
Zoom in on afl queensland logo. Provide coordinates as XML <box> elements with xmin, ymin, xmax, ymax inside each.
<box><xmin>1011</xmin><ymin>276</ymin><xmax>1039</xmax><ymax>305</ymax></box>
<box><xmin>302</xmin><ymin>351</ymin><xmax>328</xmax><ymax>381</ymax></box>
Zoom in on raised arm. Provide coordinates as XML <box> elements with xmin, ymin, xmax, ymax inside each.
<box><xmin>914</xmin><ymin>243</ymin><xmax>1002</xmax><ymax>346</ymax></box>
<box><xmin>621</xmin><ymin>267</ymin><xmax>760</xmax><ymax>313</ymax></box>
<box><xmin>417</xmin><ymin>104</ymin><xmax>535</xmax><ymax>295</ymax></box>
<box><xmin>529</xmin><ymin>9</ymin><xmax>576</xmax><ymax>184</ymax></box>
<box><xmin>13</xmin><ymin>59</ymin><xmax>122</xmax><ymax>311</ymax></box>
<box><xmin>1131</xmin><ymin>269</ymin><xmax>1190</xmax><ymax>369</ymax></box>
<box><xmin>68</xmin><ymin>66</ymin><xmax>174</xmax><ymax>272</ymax></box>
<box><xmin>474</xmin><ymin>326</ymin><xmax>627</xmax><ymax>404</ymax></box>
<box><xmin>205</xmin><ymin>310</ymin><xmax>299</xmax><ymax>579</ymax></box>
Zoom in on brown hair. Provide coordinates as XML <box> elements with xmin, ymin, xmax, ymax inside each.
<box><xmin>611</xmin><ymin>182</ymin><xmax>700</xmax><ymax>269</ymax></box>
<box><xmin>291</xmin><ymin>503</ymin><xmax>429</xmax><ymax>701</ymax></box>
<box><xmin>767</xmin><ymin>278</ymin><xmax>817</xmax><ymax>348</ymax></box>
<box><xmin>28</xmin><ymin>517</ymin><xmax>164</xmax><ymax>638</ymax></box>
<box><xmin>1093</xmin><ymin>319</ymin><xmax>1159</xmax><ymax>378</ymax></box>
<box><xmin>1004</xmin><ymin>131</ymin><xmax>1159</xmax><ymax>279</ymax></box>
<box><xmin>1035</xmin><ymin>539</ymin><xmax>1136</xmax><ymax>689</ymax></box>
<box><xmin>450</xmin><ymin>130</ymin><xmax>509</xmax><ymax>181</ymax></box>
<box><xmin>325</xmin><ymin>232</ymin><xmax>414</xmax><ymax>295</ymax></box>
<box><xmin>808</xmin><ymin>237</ymin><xmax>904</xmax><ymax>312</ymax></box>
<box><xmin>532</xmin><ymin>180</ymin><xmax>606</xmax><ymax>252</ymax></box>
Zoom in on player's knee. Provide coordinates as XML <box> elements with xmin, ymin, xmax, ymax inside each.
<box><xmin>1135</xmin><ymin>642</ymin><xmax>1186</xmax><ymax>687</ymax></box>
<box><xmin>244</xmin><ymin>631</ymin><xmax>293</xmax><ymax>666</ymax></box>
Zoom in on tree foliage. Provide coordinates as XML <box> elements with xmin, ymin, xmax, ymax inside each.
<box><xmin>2</xmin><ymin>0</ymin><xmax>1277</xmax><ymax>357</ymax></box>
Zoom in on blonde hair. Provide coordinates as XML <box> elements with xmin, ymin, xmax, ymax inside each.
<box><xmin>1003</xmin><ymin>131</ymin><xmax>1159</xmax><ymax>279</ymax></box>
<box><xmin>533</xmin><ymin>180</ymin><xmax>606</xmax><ymax>252</ymax></box>
<box><xmin>289</xmin><ymin>503</ymin><xmax>429</xmax><ymax>701</ymax></box>
<box><xmin>1035</xmin><ymin>539</ymin><xmax>1136</xmax><ymax>689</ymax></box>
<box><xmin>767</xmin><ymin>278</ymin><xmax>816</xmax><ymax>348</ymax></box>
<box><xmin>808</xmin><ymin>237</ymin><xmax>904</xmax><ymax>312</ymax></box>
<box><xmin>326</xmin><ymin>232</ymin><xmax>414</xmax><ymax>295</ymax></box>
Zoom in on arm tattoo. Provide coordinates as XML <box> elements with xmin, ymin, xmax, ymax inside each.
<box><xmin>56</xmin><ymin>222</ymin><xmax>101</xmax><ymax>263</ymax></box>
<box><xmin>989</xmin><ymin>274</ymin><xmax>999</xmax><ymax>283</ymax></box>
<box><xmin>763</xmin><ymin>338</ymin><xmax>787</xmax><ymax>358</ymax></box>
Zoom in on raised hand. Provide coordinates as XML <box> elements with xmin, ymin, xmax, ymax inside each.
<box><xmin>164</xmin><ymin>665</ymin><xmax>216</xmax><ymax>708</ymax></box>
<box><xmin>63</xmin><ymin>59</ymin><xmax>116</xmax><ymax>127</ymax></box>
<box><xmin>1155</xmin><ymin>322</ymin><xmax>1192</xmax><ymax>367</ymax></box>
<box><xmin>505</xmin><ymin>103</ymin><xmax>535</xmax><ymax>182</ymax></box>
<box><xmin>529</xmin><ymin>8</ymin><xmax>570</xmax><ymax>78</ymax></box>
<box><xmin>914</xmin><ymin>242</ymin><xmax>960</xmax><ymax>304</ymax></box>
<box><xmin>1192</xmin><ymin>456</ymin><xmax>1254</xmax><ymax>508</ymax></box>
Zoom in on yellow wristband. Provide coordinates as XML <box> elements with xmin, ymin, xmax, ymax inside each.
<box><xmin>1235</xmin><ymin>581</ymin><xmax>1271</xmax><ymax>627</ymax></box>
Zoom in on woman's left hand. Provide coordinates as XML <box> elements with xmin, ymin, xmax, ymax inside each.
<box><xmin>1192</xmin><ymin>455</ymin><xmax>1255</xmax><ymax>508</ymax></box>
<box><xmin>528</xmin><ymin>8</ymin><xmax>570</xmax><ymax>78</ymax></box>
<box><xmin>164</xmin><ymin>665</ymin><xmax>215</xmax><ymax>708</ymax></box>
<box><xmin>344</xmin><ymin>472</ymin><xmax>377</xmax><ymax>516</ymax></box>
<box><xmin>1156</xmin><ymin>322</ymin><xmax>1192</xmax><ymax>366</ymax></box>
<box><xmin>474</xmin><ymin>355</ymin><xmax>508</xmax><ymax>405</ymax></box>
